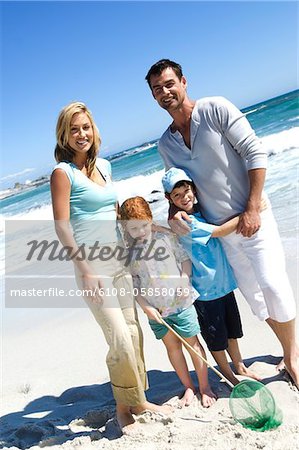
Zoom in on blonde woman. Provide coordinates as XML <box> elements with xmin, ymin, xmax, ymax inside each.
<box><xmin>51</xmin><ymin>102</ymin><xmax>171</xmax><ymax>432</ymax></box>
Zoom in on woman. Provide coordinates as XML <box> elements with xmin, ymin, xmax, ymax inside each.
<box><xmin>50</xmin><ymin>102</ymin><xmax>170</xmax><ymax>432</ymax></box>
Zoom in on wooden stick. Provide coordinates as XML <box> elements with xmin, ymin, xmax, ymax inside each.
<box><xmin>160</xmin><ymin>318</ymin><xmax>235</xmax><ymax>389</ymax></box>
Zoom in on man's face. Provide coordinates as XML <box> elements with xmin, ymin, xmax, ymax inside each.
<box><xmin>150</xmin><ymin>67</ymin><xmax>187</xmax><ymax>112</ymax></box>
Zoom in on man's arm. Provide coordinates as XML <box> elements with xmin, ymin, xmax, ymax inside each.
<box><xmin>236</xmin><ymin>168</ymin><xmax>266</xmax><ymax>237</ymax></box>
<box><xmin>216</xmin><ymin>99</ymin><xmax>267</xmax><ymax>238</ymax></box>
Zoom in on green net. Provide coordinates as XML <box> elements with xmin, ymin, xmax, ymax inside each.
<box><xmin>229</xmin><ymin>380</ymin><xmax>283</xmax><ymax>432</ymax></box>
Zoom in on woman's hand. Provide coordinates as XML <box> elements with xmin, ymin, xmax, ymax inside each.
<box><xmin>82</xmin><ymin>273</ymin><xmax>105</xmax><ymax>304</ymax></box>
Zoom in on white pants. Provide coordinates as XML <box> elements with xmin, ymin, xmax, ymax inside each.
<box><xmin>220</xmin><ymin>208</ymin><xmax>296</xmax><ymax>322</ymax></box>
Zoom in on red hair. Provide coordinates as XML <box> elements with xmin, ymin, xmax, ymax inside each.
<box><xmin>120</xmin><ymin>196</ymin><xmax>153</xmax><ymax>221</ymax></box>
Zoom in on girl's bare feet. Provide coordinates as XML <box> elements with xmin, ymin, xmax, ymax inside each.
<box><xmin>130</xmin><ymin>401</ymin><xmax>173</xmax><ymax>415</ymax></box>
<box><xmin>235</xmin><ymin>363</ymin><xmax>261</xmax><ymax>381</ymax></box>
<box><xmin>200</xmin><ymin>387</ymin><xmax>217</xmax><ymax>408</ymax></box>
<box><xmin>180</xmin><ymin>387</ymin><xmax>195</xmax><ymax>407</ymax></box>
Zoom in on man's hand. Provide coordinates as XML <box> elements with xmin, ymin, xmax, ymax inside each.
<box><xmin>169</xmin><ymin>211</ymin><xmax>192</xmax><ymax>236</ymax></box>
<box><xmin>236</xmin><ymin>209</ymin><xmax>261</xmax><ymax>237</ymax></box>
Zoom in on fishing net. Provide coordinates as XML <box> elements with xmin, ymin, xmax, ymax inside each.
<box><xmin>160</xmin><ymin>318</ymin><xmax>283</xmax><ymax>432</ymax></box>
<box><xmin>229</xmin><ymin>380</ymin><xmax>283</xmax><ymax>432</ymax></box>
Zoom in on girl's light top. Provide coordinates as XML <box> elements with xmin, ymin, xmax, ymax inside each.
<box><xmin>130</xmin><ymin>231</ymin><xmax>197</xmax><ymax>317</ymax></box>
<box><xmin>53</xmin><ymin>158</ymin><xmax>118</xmax><ymax>245</ymax></box>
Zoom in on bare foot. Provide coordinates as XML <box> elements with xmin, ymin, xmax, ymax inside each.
<box><xmin>131</xmin><ymin>401</ymin><xmax>173</xmax><ymax>415</ymax></box>
<box><xmin>180</xmin><ymin>388</ymin><xmax>195</xmax><ymax>407</ymax></box>
<box><xmin>235</xmin><ymin>363</ymin><xmax>261</xmax><ymax>381</ymax></box>
<box><xmin>116</xmin><ymin>404</ymin><xmax>137</xmax><ymax>433</ymax></box>
<box><xmin>200</xmin><ymin>387</ymin><xmax>217</xmax><ymax>408</ymax></box>
<box><xmin>284</xmin><ymin>361</ymin><xmax>299</xmax><ymax>389</ymax></box>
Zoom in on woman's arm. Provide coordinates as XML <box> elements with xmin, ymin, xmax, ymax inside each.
<box><xmin>50</xmin><ymin>169</ymin><xmax>103</xmax><ymax>297</ymax></box>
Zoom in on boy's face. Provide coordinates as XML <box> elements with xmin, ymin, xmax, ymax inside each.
<box><xmin>169</xmin><ymin>184</ymin><xmax>196</xmax><ymax>213</ymax></box>
<box><xmin>125</xmin><ymin>220</ymin><xmax>152</xmax><ymax>242</ymax></box>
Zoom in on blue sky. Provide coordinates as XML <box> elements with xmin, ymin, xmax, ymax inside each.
<box><xmin>1</xmin><ymin>1</ymin><xmax>297</xmax><ymax>188</ymax></box>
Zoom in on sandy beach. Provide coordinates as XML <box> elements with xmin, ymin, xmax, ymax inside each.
<box><xmin>1</xmin><ymin>288</ymin><xmax>299</xmax><ymax>450</ymax></box>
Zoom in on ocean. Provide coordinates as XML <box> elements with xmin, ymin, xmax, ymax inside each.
<box><xmin>1</xmin><ymin>90</ymin><xmax>298</xmax><ymax>220</ymax></box>
<box><xmin>1</xmin><ymin>90</ymin><xmax>298</xmax><ymax>322</ymax></box>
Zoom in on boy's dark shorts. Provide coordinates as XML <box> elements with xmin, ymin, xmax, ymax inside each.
<box><xmin>194</xmin><ymin>292</ymin><xmax>243</xmax><ymax>352</ymax></box>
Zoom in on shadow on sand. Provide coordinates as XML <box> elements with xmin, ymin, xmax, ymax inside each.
<box><xmin>0</xmin><ymin>355</ymin><xmax>283</xmax><ymax>449</ymax></box>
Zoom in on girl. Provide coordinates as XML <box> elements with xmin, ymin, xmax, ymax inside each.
<box><xmin>120</xmin><ymin>196</ymin><xmax>217</xmax><ymax>408</ymax></box>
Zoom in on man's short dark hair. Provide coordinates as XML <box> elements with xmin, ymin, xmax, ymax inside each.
<box><xmin>145</xmin><ymin>59</ymin><xmax>183</xmax><ymax>89</ymax></box>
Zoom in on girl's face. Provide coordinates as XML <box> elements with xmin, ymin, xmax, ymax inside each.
<box><xmin>125</xmin><ymin>220</ymin><xmax>152</xmax><ymax>242</ymax></box>
<box><xmin>67</xmin><ymin>112</ymin><xmax>94</xmax><ymax>154</ymax></box>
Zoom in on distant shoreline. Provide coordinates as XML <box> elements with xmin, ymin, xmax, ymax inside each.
<box><xmin>0</xmin><ymin>175</ymin><xmax>50</xmax><ymax>201</ymax></box>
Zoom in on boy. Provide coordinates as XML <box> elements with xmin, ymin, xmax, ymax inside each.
<box><xmin>162</xmin><ymin>167</ymin><xmax>260</xmax><ymax>385</ymax></box>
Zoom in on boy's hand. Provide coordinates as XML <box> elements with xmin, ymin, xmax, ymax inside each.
<box><xmin>144</xmin><ymin>306</ymin><xmax>162</xmax><ymax>323</ymax></box>
<box><xmin>169</xmin><ymin>211</ymin><xmax>192</xmax><ymax>236</ymax></box>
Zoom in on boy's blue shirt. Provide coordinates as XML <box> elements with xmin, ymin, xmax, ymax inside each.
<box><xmin>179</xmin><ymin>210</ymin><xmax>237</xmax><ymax>300</ymax></box>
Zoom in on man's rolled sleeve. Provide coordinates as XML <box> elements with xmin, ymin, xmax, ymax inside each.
<box><xmin>216</xmin><ymin>98</ymin><xmax>268</xmax><ymax>170</ymax></box>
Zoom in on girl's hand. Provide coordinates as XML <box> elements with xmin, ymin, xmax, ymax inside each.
<box><xmin>144</xmin><ymin>306</ymin><xmax>162</xmax><ymax>323</ymax></box>
<box><xmin>168</xmin><ymin>211</ymin><xmax>192</xmax><ymax>236</ymax></box>
<box><xmin>82</xmin><ymin>273</ymin><xmax>104</xmax><ymax>304</ymax></box>
<box><xmin>151</xmin><ymin>223</ymin><xmax>172</xmax><ymax>234</ymax></box>
<box><xmin>176</xmin><ymin>273</ymin><xmax>191</xmax><ymax>300</ymax></box>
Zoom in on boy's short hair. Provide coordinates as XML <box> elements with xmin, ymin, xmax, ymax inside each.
<box><xmin>162</xmin><ymin>167</ymin><xmax>193</xmax><ymax>194</ymax></box>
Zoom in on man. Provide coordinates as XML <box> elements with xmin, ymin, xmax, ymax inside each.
<box><xmin>145</xmin><ymin>59</ymin><xmax>298</xmax><ymax>386</ymax></box>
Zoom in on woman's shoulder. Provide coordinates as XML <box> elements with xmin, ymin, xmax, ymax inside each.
<box><xmin>52</xmin><ymin>161</ymin><xmax>74</xmax><ymax>184</ymax></box>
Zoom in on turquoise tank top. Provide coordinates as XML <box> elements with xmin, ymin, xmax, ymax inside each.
<box><xmin>53</xmin><ymin>158</ymin><xmax>119</xmax><ymax>245</ymax></box>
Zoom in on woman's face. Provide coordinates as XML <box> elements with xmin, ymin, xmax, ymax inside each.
<box><xmin>67</xmin><ymin>112</ymin><xmax>94</xmax><ymax>154</ymax></box>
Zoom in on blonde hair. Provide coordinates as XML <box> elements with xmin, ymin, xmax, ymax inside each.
<box><xmin>54</xmin><ymin>102</ymin><xmax>101</xmax><ymax>178</ymax></box>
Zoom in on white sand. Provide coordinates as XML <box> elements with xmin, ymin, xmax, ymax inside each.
<box><xmin>1</xmin><ymin>291</ymin><xmax>299</xmax><ymax>450</ymax></box>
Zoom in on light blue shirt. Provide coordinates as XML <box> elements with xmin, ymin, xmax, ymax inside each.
<box><xmin>179</xmin><ymin>211</ymin><xmax>237</xmax><ymax>300</ymax></box>
<box><xmin>53</xmin><ymin>158</ymin><xmax>119</xmax><ymax>245</ymax></box>
<box><xmin>158</xmin><ymin>96</ymin><xmax>268</xmax><ymax>224</ymax></box>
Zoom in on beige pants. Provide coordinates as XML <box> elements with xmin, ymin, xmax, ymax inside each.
<box><xmin>75</xmin><ymin>249</ymin><xmax>148</xmax><ymax>406</ymax></box>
